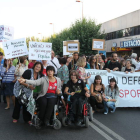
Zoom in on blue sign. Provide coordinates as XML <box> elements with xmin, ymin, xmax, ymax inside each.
<box><xmin>120</xmin><ymin>39</ymin><xmax>140</xmax><ymax>48</ymax></box>
<box><xmin>99</xmin><ymin>51</ymin><xmax>106</xmax><ymax>57</ymax></box>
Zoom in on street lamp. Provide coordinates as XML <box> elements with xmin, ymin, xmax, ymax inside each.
<box><xmin>76</xmin><ymin>0</ymin><xmax>83</xmax><ymax>20</ymax></box>
<box><xmin>49</xmin><ymin>23</ymin><xmax>54</xmax><ymax>35</ymax></box>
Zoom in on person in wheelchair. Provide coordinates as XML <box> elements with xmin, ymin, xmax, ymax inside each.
<box><xmin>18</xmin><ymin>66</ymin><xmax>62</xmax><ymax>127</ymax></box>
<box><xmin>64</xmin><ymin>70</ymin><xmax>90</xmax><ymax>126</ymax></box>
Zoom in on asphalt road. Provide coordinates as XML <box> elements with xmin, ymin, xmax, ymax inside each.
<box><xmin>0</xmin><ymin>101</ymin><xmax>140</xmax><ymax>140</ymax></box>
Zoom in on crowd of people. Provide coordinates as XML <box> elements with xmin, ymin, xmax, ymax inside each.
<box><xmin>0</xmin><ymin>50</ymin><xmax>139</xmax><ymax>127</ymax></box>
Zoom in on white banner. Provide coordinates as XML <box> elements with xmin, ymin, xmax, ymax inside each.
<box><xmin>29</xmin><ymin>42</ymin><xmax>52</xmax><ymax>60</ymax></box>
<box><xmin>86</xmin><ymin>69</ymin><xmax>140</xmax><ymax>107</ymax></box>
<box><xmin>2</xmin><ymin>38</ymin><xmax>28</xmax><ymax>59</ymax></box>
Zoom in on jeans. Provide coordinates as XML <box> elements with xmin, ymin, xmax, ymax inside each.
<box><xmin>104</xmin><ymin>101</ymin><xmax>115</xmax><ymax>113</ymax></box>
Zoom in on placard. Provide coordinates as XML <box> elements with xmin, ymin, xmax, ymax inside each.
<box><xmin>67</xmin><ymin>42</ymin><xmax>80</xmax><ymax>52</ymax></box>
<box><xmin>2</xmin><ymin>38</ymin><xmax>28</xmax><ymax>59</ymax></box>
<box><xmin>92</xmin><ymin>39</ymin><xmax>105</xmax><ymax>50</ymax></box>
<box><xmin>63</xmin><ymin>46</ymin><xmax>71</xmax><ymax>55</ymax></box>
<box><xmin>29</xmin><ymin>42</ymin><xmax>52</xmax><ymax>60</ymax></box>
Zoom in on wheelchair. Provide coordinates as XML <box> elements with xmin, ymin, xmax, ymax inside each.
<box><xmin>62</xmin><ymin>97</ymin><xmax>93</xmax><ymax>128</ymax></box>
<box><xmin>31</xmin><ymin>94</ymin><xmax>62</xmax><ymax>130</ymax></box>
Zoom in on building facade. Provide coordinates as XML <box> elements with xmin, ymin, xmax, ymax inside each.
<box><xmin>100</xmin><ymin>9</ymin><xmax>140</xmax><ymax>57</ymax></box>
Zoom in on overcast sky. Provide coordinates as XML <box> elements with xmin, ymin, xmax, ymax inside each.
<box><xmin>0</xmin><ymin>0</ymin><xmax>140</xmax><ymax>39</ymax></box>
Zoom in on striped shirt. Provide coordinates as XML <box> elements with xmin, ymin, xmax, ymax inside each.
<box><xmin>2</xmin><ymin>66</ymin><xmax>15</xmax><ymax>83</ymax></box>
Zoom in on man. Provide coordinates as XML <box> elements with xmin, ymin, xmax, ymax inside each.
<box><xmin>130</xmin><ymin>53</ymin><xmax>138</xmax><ymax>67</ymax></box>
<box><xmin>0</xmin><ymin>52</ymin><xmax>6</xmax><ymax>103</ymax></box>
<box><xmin>68</xmin><ymin>52</ymin><xmax>79</xmax><ymax>71</ymax></box>
<box><xmin>47</xmin><ymin>50</ymin><xmax>61</xmax><ymax>75</ymax></box>
<box><xmin>104</xmin><ymin>53</ymin><xmax>121</xmax><ymax>72</ymax></box>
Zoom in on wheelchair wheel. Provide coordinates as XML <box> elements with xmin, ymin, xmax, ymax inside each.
<box><xmin>85</xmin><ymin>116</ymin><xmax>89</xmax><ymax>128</ymax></box>
<box><xmin>62</xmin><ymin>117</ymin><xmax>68</xmax><ymax>126</ymax></box>
<box><xmin>53</xmin><ymin>119</ymin><xmax>62</xmax><ymax>130</ymax></box>
<box><xmin>89</xmin><ymin>106</ymin><xmax>94</xmax><ymax>122</ymax></box>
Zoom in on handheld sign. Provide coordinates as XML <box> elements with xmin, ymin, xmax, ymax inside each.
<box><xmin>92</xmin><ymin>39</ymin><xmax>105</xmax><ymax>51</ymax></box>
<box><xmin>29</xmin><ymin>42</ymin><xmax>52</xmax><ymax>60</ymax></box>
<box><xmin>66</xmin><ymin>41</ymin><xmax>80</xmax><ymax>53</ymax></box>
<box><xmin>2</xmin><ymin>38</ymin><xmax>28</xmax><ymax>59</ymax></box>
<box><xmin>63</xmin><ymin>41</ymin><xmax>71</xmax><ymax>55</ymax></box>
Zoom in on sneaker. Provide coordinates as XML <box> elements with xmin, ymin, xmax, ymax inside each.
<box><xmin>45</xmin><ymin>119</ymin><xmax>50</xmax><ymax>126</ymax></box>
<box><xmin>67</xmin><ymin>119</ymin><xmax>72</xmax><ymax>126</ymax></box>
<box><xmin>76</xmin><ymin>119</ymin><xmax>82</xmax><ymax>126</ymax></box>
<box><xmin>104</xmin><ymin>112</ymin><xmax>108</xmax><ymax>115</ymax></box>
<box><xmin>111</xmin><ymin>107</ymin><xmax>116</xmax><ymax>113</ymax></box>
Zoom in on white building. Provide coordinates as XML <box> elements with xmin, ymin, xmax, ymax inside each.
<box><xmin>101</xmin><ymin>9</ymin><xmax>140</xmax><ymax>57</ymax></box>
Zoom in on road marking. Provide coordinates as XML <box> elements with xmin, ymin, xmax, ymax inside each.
<box><xmin>92</xmin><ymin>118</ymin><xmax>125</xmax><ymax>140</ymax></box>
<box><xmin>89</xmin><ymin>122</ymin><xmax>114</xmax><ymax>140</ymax></box>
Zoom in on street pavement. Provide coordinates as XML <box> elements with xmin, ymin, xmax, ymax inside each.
<box><xmin>0</xmin><ymin>102</ymin><xmax>140</xmax><ymax>140</ymax></box>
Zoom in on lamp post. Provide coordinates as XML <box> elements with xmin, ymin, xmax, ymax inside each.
<box><xmin>49</xmin><ymin>23</ymin><xmax>54</xmax><ymax>35</ymax></box>
<box><xmin>76</xmin><ymin>0</ymin><xmax>83</xmax><ymax>20</ymax></box>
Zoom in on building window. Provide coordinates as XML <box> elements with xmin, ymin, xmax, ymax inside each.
<box><xmin>134</xmin><ymin>26</ymin><xmax>139</xmax><ymax>35</ymax></box>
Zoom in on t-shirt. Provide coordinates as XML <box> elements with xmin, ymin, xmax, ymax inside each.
<box><xmin>66</xmin><ymin>79</ymin><xmax>86</xmax><ymax>97</ymax></box>
<box><xmin>104</xmin><ymin>61</ymin><xmax>121</xmax><ymax>71</ymax></box>
<box><xmin>47</xmin><ymin>80</ymin><xmax>57</xmax><ymax>94</ymax></box>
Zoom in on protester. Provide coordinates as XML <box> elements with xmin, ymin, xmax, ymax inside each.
<box><xmin>12</xmin><ymin>62</ymin><xmax>44</xmax><ymax>124</ymax></box>
<box><xmin>130</xmin><ymin>53</ymin><xmax>138</xmax><ymax>67</ymax></box>
<box><xmin>57</xmin><ymin>58</ymin><xmax>69</xmax><ymax>97</ymax></box>
<box><xmin>64</xmin><ymin>70</ymin><xmax>90</xmax><ymax>125</ymax></box>
<box><xmin>2</xmin><ymin>59</ymin><xmax>16</xmax><ymax>109</ymax></box>
<box><xmin>89</xmin><ymin>55</ymin><xmax>100</xmax><ymax>69</ymax></box>
<box><xmin>28</xmin><ymin>60</ymin><xmax>36</xmax><ymax>68</ymax></box>
<box><xmin>0</xmin><ymin>52</ymin><xmax>6</xmax><ymax>103</ymax></box>
<box><xmin>81</xmin><ymin>54</ymin><xmax>90</xmax><ymax>69</ymax></box>
<box><xmin>103</xmin><ymin>78</ymin><xmax>119</xmax><ymax>115</ymax></box>
<box><xmin>42</xmin><ymin>60</ymin><xmax>48</xmax><ymax>76</ymax></box>
<box><xmin>76</xmin><ymin>57</ymin><xmax>91</xmax><ymax>83</ymax></box>
<box><xmin>18</xmin><ymin>66</ymin><xmax>61</xmax><ymax>127</ymax></box>
<box><xmin>104</xmin><ymin>53</ymin><xmax>121</xmax><ymax>72</ymax></box>
<box><xmin>47</xmin><ymin>50</ymin><xmax>61</xmax><ymax>76</ymax></box>
<box><xmin>120</xmin><ymin>60</ymin><xmax>125</xmax><ymax>69</ymax></box>
<box><xmin>68</xmin><ymin>52</ymin><xmax>79</xmax><ymax>70</ymax></box>
<box><xmin>121</xmin><ymin>59</ymin><xmax>135</xmax><ymax>73</ymax></box>
<box><xmin>15</xmin><ymin>56</ymin><xmax>28</xmax><ymax>80</ymax></box>
<box><xmin>97</xmin><ymin>55</ymin><xmax>105</xmax><ymax>70</ymax></box>
<box><xmin>90</xmin><ymin>75</ymin><xmax>105</xmax><ymax>114</ymax></box>
<box><xmin>66</xmin><ymin>56</ymin><xmax>72</xmax><ymax>67</ymax></box>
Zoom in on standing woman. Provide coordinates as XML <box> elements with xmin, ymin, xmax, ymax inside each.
<box><xmin>15</xmin><ymin>56</ymin><xmax>28</xmax><ymax>80</ymax></box>
<box><xmin>89</xmin><ymin>55</ymin><xmax>100</xmax><ymax>69</ymax></box>
<box><xmin>2</xmin><ymin>59</ymin><xmax>16</xmax><ymax>109</ymax></box>
<box><xmin>103</xmin><ymin>78</ymin><xmax>119</xmax><ymax>114</ymax></box>
<box><xmin>90</xmin><ymin>75</ymin><xmax>105</xmax><ymax>114</ymax></box>
<box><xmin>57</xmin><ymin>58</ymin><xmax>69</xmax><ymax>99</ymax></box>
<box><xmin>76</xmin><ymin>57</ymin><xmax>91</xmax><ymax>84</ymax></box>
<box><xmin>12</xmin><ymin>62</ymin><xmax>44</xmax><ymax>123</ymax></box>
<box><xmin>18</xmin><ymin>66</ymin><xmax>61</xmax><ymax>127</ymax></box>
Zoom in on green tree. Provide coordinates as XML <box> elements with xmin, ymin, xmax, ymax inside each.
<box><xmin>44</xmin><ymin>18</ymin><xmax>105</xmax><ymax>56</ymax></box>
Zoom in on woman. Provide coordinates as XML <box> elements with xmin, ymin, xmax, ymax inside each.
<box><xmin>76</xmin><ymin>57</ymin><xmax>91</xmax><ymax>84</ymax></box>
<box><xmin>12</xmin><ymin>62</ymin><xmax>44</xmax><ymax>123</ymax></box>
<box><xmin>97</xmin><ymin>55</ymin><xmax>105</xmax><ymax>70</ymax></box>
<box><xmin>120</xmin><ymin>60</ymin><xmax>125</xmax><ymax>69</ymax></box>
<box><xmin>2</xmin><ymin>59</ymin><xmax>16</xmax><ymax>109</ymax></box>
<box><xmin>90</xmin><ymin>75</ymin><xmax>105</xmax><ymax>114</ymax></box>
<box><xmin>57</xmin><ymin>58</ymin><xmax>69</xmax><ymax>98</ymax></box>
<box><xmin>89</xmin><ymin>55</ymin><xmax>100</xmax><ymax>69</ymax></box>
<box><xmin>103</xmin><ymin>78</ymin><xmax>119</xmax><ymax>115</ymax></box>
<box><xmin>64</xmin><ymin>70</ymin><xmax>90</xmax><ymax>125</ymax></box>
<box><xmin>121</xmin><ymin>59</ymin><xmax>135</xmax><ymax>73</ymax></box>
<box><xmin>66</xmin><ymin>57</ymin><xmax>71</xmax><ymax>67</ymax></box>
<box><xmin>81</xmin><ymin>54</ymin><xmax>90</xmax><ymax>69</ymax></box>
<box><xmin>18</xmin><ymin>66</ymin><xmax>61</xmax><ymax>126</ymax></box>
<box><xmin>42</xmin><ymin>60</ymin><xmax>48</xmax><ymax>76</ymax></box>
<box><xmin>28</xmin><ymin>60</ymin><xmax>36</xmax><ymax>68</ymax></box>
<box><xmin>15</xmin><ymin>56</ymin><xmax>28</xmax><ymax>80</ymax></box>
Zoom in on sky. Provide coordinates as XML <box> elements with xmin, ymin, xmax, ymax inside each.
<box><xmin>0</xmin><ymin>0</ymin><xmax>140</xmax><ymax>39</ymax></box>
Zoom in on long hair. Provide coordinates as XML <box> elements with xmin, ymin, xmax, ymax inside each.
<box><xmin>93</xmin><ymin>75</ymin><xmax>103</xmax><ymax>89</ymax></box>
<box><xmin>109</xmin><ymin>78</ymin><xmax>118</xmax><ymax>91</ymax></box>
<box><xmin>4</xmin><ymin>59</ymin><xmax>12</xmax><ymax>68</ymax></box>
<box><xmin>32</xmin><ymin>62</ymin><xmax>43</xmax><ymax>76</ymax></box>
<box><xmin>89</xmin><ymin>55</ymin><xmax>98</xmax><ymax>69</ymax></box>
